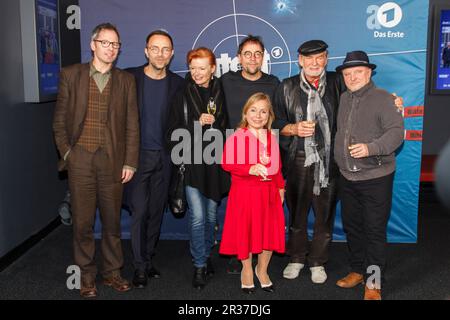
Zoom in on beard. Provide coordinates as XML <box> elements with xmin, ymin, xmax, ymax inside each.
<box><xmin>242</xmin><ymin>65</ymin><xmax>261</xmax><ymax>76</ymax></box>
<box><xmin>303</xmin><ymin>67</ymin><xmax>324</xmax><ymax>78</ymax></box>
<box><xmin>149</xmin><ymin>60</ymin><xmax>168</xmax><ymax>71</ymax></box>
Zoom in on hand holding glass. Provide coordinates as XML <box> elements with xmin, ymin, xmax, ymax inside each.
<box><xmin>259</xmin><ymin>145</ymin><xmax>272</xmax><ymax>181</ymax></box>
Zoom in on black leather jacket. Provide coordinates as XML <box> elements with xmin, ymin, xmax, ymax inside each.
<box><xmin>272</xmin><ymin>72</ymin><xmax>346</xmax><ymax>177</ymax></box>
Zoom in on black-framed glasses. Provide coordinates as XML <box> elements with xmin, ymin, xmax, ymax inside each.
<box><xmin>147</xmin><ymin>46</ymin><xmax>172</xmax><ymax>56</ymax></box>
<box><xmin>94</xmin><ymin>39</ymin><xmax>121</xmax><ymax>49</ymax></box>
<box><xmin>242</xmin><ymin>51</ymin><xmax>263</xmax><ymax>59</ymax></box>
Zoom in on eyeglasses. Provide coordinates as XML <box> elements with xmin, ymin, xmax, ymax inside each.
<box><xmin>94</xmin><ymin>39</ymin><xmax>121</xmax><ymax>49</ymax></box>
<box><xmin>147</xmin><ymin>46</ymin><xmax>172</xmax><ymax>56</ymax></box>
<box><xmin>242</xmin><ymin>51</ymin><xmax>263</xmax><ymax>59</ymax></box>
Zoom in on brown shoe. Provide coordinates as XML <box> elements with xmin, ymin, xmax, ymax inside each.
<box><xmin>364</xmin><ymin>286</ymin><xmax>381</xmax><ymax>300</ymax></box>
<box><xmin>336</xmin><ymin>272</ymin><xmax>364</xmax><ymax>288</ymax></box>
<box><xmin>103</xmin><ymin>275</ymin><xmax>132</xmax><ymax>293</ymax></box>
<box><xmin>80</xmin><ymin>279</ymin><xmax>97</xmax><ymax>298</ymax></box>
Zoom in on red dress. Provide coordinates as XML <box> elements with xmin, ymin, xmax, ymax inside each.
<box><xmin>219</xmin><ymin>128</ymin><xmax>285</xmax><ymax>260</ymax></box>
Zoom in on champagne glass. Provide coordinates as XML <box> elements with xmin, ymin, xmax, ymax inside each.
<box><xmin>348</xmin><ymin>135</ymin><xmax>361</xmax><ymax>172</ymax></box>
<box><xmin>259</xmin><ymin>144</ymin><xmax>272</xmax><ymax>181</ymax></box>
<box><xmin>207</xmin><ymin>98</ymin><xmax>216</xmax><ymax>130</ymax></box>
<box><xmin>307</xmin><ymin>112</ymin><xmax>318</xmax><ymax>147</ymax></box>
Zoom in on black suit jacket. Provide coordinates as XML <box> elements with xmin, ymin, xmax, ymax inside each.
<box><xmin>125</xmin><ymin>65</ymin><xmax>184</xmax><ymax>151</ymax></box>
<box><xmin>122</xmin><ymin>65</ymin><xmax>184</xmax><ymax>208</ymax></box>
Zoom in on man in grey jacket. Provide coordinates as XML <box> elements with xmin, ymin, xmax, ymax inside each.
<box><xmin>333</xmin><ymin>51</ymin><xmax>404</xmax><ymax>300</ymax></box>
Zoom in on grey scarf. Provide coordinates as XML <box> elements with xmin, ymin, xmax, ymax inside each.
<box><xmin>299</xmin><ymin>70</ymin><xmax>331</xmax><ymax>195</ymax></box>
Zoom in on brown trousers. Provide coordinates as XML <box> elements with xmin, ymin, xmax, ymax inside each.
<box><xmin>67</xmin><ymin>145</ymin><xmax>124</xmax><ymax>281</ymax></box>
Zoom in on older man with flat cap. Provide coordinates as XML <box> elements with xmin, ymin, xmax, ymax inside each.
<box><xmin>273</xmin><ymin>41</ymin><xmax>403</xmax><ymax>285</ymax></box>
<box><xmin>334</xmin><ymin>51</ymin><xmax>404</xmax><ymax>300</ymax></box>
<box><xmin>273</xmin><ymin>40</ymin><xmax>345</xmax><ymax>284</ymax></box>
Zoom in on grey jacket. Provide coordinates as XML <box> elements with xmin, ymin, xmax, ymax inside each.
<box><xmin>334</xmin><ymin>81</ymin><xmax>404</xmax><ymax>181</ymax></box>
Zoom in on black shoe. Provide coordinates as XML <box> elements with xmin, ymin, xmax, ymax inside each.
<box><xmin>132</xmin><ymin>269</ymin><xmax>148</xmax><ymax>289</ymax></box>
<box><xmin>226</xmin><ymin>257</ymin><xmax>241</xmax><ymax>275</ymax></box>
<box><xmin>241</xmin><ymin>285</ymin><xmax>256</xmax><ymax>294</ymax></box>
<box><xmin>146</xmin><ymin>266</ymin><xmax>161</xmax><ymax>279</ymax></box>
<box><xmin>255</xmin><ymin>265</ymin><xmax>275</xmax><ymax>293</ymax></box>
<box><xmin>206</xmin><ymin>258</ymin><xmax>214</xmax><ymax>277</ymax></box>
<box><xmin>192</xmin><ymin>267</ymin><xmax>207</xmax><ymax>290</ymax></box>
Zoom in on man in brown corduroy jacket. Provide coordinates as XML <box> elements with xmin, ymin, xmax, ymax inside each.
<box><xmin>53</xmin><ymin>23</ymin><xmax>139</xmax><ymax>298</ymax></box>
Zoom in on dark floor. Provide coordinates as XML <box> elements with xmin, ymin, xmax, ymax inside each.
<box><xmin>1</xmin><ymin>186</ymin><xmax>449</xmax><ymax>300</ymax></box>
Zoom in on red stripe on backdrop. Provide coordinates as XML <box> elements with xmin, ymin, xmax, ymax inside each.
<box><xmin>405</xmin><ymin>130</ymin><xmax>423</xmax><ymax>141</ymax></box>
<box><xmin>403</xmin><ymin>106</ymin><xmax>424</xmax><ymax>118</ymax></box>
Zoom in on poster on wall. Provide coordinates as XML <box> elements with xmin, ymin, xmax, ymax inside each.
<box><xmin>78</xmin><ymin>0</ymin><xmax>428</xmax><ymax>243</ymax></box>
<box><xmin>36</xmin><ymin>0</ymin><xmax>60</xmax><ymax>96</ymax></box>
<box><xmin>433</xmin><ymin>8</ymin><xmax>450</xmax><ymax>92</ymax></box>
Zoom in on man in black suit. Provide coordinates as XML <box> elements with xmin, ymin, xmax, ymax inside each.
<box><xmin>126</xmin><ymin>30</ymin><xmax>184</xmax><ymax>288</ymax></box>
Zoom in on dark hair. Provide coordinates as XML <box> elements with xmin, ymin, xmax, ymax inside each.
<box><xmin>238</xmin><ymin>35</ymin><xmax>264</xmax><ymax>54</ymax></box>
<box><xmin>91</xmin><ymin>23</ymin><xmax>120</xmax><ymax>41</ymax></box>
<box><xmin>146</xmin><ymin>29</ymin><xmax>174</xmax><ymax>48</ymax></box>
<box><xmin>187</xmin><ymin>47</ymin><xmax>216</xmax><ymax>67</ymax></box>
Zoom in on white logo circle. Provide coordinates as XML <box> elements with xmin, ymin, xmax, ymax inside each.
<box><xmin>271</xmin><ymin>46</ymin><xmax>283</xmax><ymax>59</ymax></box>
<box><xmin>377</xmin><ymin>2</ymin><xmax>402</xmax><ymax>28</ymax></box>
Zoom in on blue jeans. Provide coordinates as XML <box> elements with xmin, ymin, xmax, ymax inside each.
<box><xmin>185</xmin><ymin>185</ymin><xmax>218</xmax><ymax>268</ymax></box>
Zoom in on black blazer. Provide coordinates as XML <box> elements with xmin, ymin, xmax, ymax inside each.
<box><xmin>126</xmin><ymin>65</ymin><xmax>185</xmax><ymax>151</ymax></box>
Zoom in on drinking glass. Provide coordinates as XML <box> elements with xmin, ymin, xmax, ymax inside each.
<box><xmin>348</xmin><ymin>136</ymin><xmax>361</xmax><ymax>172</ymax></box>
<box><xmin>259</xmin><ymin>145</ymin><xmax>272</xmax><ymax>181</ymax></box>
<box><xmin>307</xmin><ymin>112</ymin><xmax>318</xmax><ymax>147</ymax></box>
<box><xmin>207</xmin><ymin>98</ymin><xmax>216</xmax><ymax>130</ymax></box>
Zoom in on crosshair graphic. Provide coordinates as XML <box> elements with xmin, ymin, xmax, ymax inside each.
<box><xmin>186</xmin><ymin>0</ymin><xmax>293</xmax><ymax>78</ymax></box>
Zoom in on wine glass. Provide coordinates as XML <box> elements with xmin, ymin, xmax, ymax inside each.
<box><xmin>206</xmin><ymin>98</ymin><xmax>216</xmax><ymax>130</ymax></box>
<box><xmin>348</xmin><ymin>135</ymin><xmax>361</xmax><ymax>172</ymax></box>
<box><xmin>259</xmin><ymin>144</ymin><xmax>272</xmax><ymax>181</ymax></box>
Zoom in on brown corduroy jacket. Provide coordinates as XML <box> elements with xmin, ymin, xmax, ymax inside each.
<box><xmin>53</xmin><ymin>63</ymin><xmax>139</xmax><ymax>181</ymax></box>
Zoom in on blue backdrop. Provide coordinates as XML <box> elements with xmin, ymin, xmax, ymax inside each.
<box><xmin>79</xmin><ymin>0</ymin><xmax>428</xmax><ymax>243</ymax></box>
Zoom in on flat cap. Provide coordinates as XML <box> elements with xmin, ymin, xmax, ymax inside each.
<box><xmin>297</xmin><ymin>40</ymin><xmax>328</xmax><ymax>55</ymax></box>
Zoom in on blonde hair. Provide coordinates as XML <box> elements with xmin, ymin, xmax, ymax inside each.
<box><xmin>237</xmin><ymin>92</ymin><xmax>275</xmax><ymax>130</ymax></box>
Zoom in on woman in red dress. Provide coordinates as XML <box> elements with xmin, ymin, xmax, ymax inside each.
<box><xmin>220</xmin><ymin>92</ymin><xmax>285</xmax><ymax>294</ymax></box>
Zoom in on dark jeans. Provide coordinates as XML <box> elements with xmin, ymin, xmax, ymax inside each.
<box><xmin>339</xmin><ymin>172</ymin><xmax>394</xmax><ymax>283</ymax></box>
<box><xmin>129</xmin><ymin>150</ymin><xmax>170</xmax><ymax>271</ymax></box>
<box><xmin>285</xmin><ymin>151</ymin><xmax>338</xmax><ymax>266</ymax></box>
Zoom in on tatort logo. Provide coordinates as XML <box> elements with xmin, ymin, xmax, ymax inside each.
<box><xmin>215</xmin><ymin>49</ymin><xmax>271</xmax><ymax>77</ymax></box>
<box><xmin>367</xmin><ymin>2</ymin><xmax>405</xmax><ymax>39</ymax></box>
<box><xmin>191</xmin><ymin>12</ymin><xmax>293</xmax><ymax>78</ymax></box>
